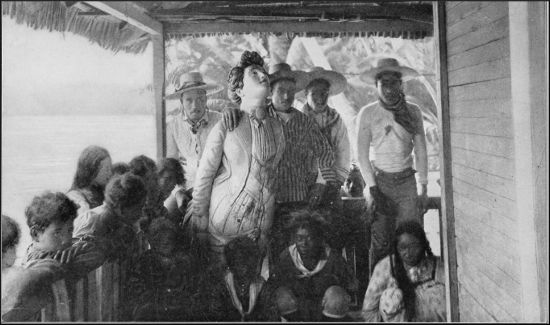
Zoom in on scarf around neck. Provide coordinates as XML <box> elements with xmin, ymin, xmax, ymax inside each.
<box><xmin>379</xmin><ymin>94</ymin><xmax>417</xmax><ymax>136</ymax></box>
<box><xmin>289</xmin><ymin>243</ymin><xmax>331</xmax><ymax>278</ymax></box>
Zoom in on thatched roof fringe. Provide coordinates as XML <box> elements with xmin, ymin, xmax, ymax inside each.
<box><xmin>2</xmin><ymin>1</ymin><xmax>150</xmax><ymax>55</ymax></box>
<box><xmin>166</xmin><ymin>30</ymin><xmax>428</xmax><ymax>40</ymax></box>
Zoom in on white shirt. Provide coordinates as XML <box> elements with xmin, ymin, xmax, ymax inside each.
<box><xmin>356</xmin><ymin>101</ymin><xmax>428</xmax><ymax>185</ymax></box>
<box><xmin>166</xmin><ymin>110</ymin><xmax>221</xmax><ymax>188</ymax></box>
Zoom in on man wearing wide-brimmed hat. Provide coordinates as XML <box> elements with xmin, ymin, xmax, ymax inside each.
<box><xmin>300</xmin><ymin>67</ymin><xmax>351</xmax><ymax>211</ymax></box>
<box><xmin>267</xmin><ymin>63</ymin><xmax>340</xmax><ymax>260</ymax></box>
<box><xmin>165</xmin><ymin>71</ymin><xmax>223</xmax><ymax>189</ymax></box>
<box><xmin>355</xmin><ymin>57</ymin><xmax>428</xmax><ymax>273</ymax></box>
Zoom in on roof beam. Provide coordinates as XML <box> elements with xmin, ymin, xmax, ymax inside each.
<box><xmin>83</xmin><ymin>1</ymin><xmax>162</xmax><ymax>35</ymax></box>
<box><xmin>152</xmin><ymin>3</ymin><xmax>432</xmax><ymax>23</ymax></box>
<box><xmin>164</xmin><ymin>19</ymin><xmax>432</xmax><ymax>35</ymax></box>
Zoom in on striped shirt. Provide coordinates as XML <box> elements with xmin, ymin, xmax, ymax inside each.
<box><xmin>301</xmin><ymin>104</ymin><xmax>351</xmax><ymax>185</ymax></box>
<box><xmin>268</xmin><ymin>105</ymin><xmax>336</xmax><ymax>203</ymax></box>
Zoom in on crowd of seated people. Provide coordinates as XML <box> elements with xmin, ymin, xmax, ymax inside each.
<box><xmin>1</xmin><ymin>50</ymin><xmax>445</xmax><ymax>322</ymax></box>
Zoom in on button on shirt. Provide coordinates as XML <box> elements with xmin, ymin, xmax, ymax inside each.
<box><xmin>166</xmin><ymin>110</ymin><xmax>221</xmax><ymax>188</ymax></box>
<box><xmin>359</xmin><ymin>101</ymin><xmax>427</xmax><ymax>184</ymax></box>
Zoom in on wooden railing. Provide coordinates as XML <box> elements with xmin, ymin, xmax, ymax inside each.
<box><xmin>40</xmin><ymin>260</ymin><xmax>126</xmax><ymax>322</ymax></box>
<box><xmin>37</xmin><ymin>201</ymin><xmax>442</xmax><ymax>322</ymax></box>
<box><xmin>39</xmin><ymin>232</ymin><xmax>148</xmax><ymax>322</ymax></box>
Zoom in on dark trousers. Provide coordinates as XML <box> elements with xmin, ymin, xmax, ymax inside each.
<box><xmin>369</xmin><ymin>167</ymin><xmax>422</xmax><ymax>274</ymax></box>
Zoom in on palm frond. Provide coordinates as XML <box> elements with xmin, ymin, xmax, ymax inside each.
<box><xmin>2</xmin><ymin>1</ymin><xmax>151</xmax><ymax>55</ymax></box>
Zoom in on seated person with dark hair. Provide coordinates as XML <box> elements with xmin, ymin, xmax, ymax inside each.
<box><xmin>24</xmin><ymin>192</ymin><xmax>104</xmax><ymax>273</ymax></box>
<box><xmin>2</xmin><ymin>214</ymin><xmax>21</xmax><ymax>271</ymax></box>
<box><xmin>129</xmin><ymin>155</ymin><xmax>167</xmax><ymax>232</ymax></box>
<box><xmin>127</xmin><ymin>217</ymin><xmax>196</xmax><ymax>321</ymax></box>
<box><xmin>73</xmin><ymin>173</ymin><xmax>148</xmax><ymax>261</ymax></box>
<box><xmin>2</xmin><ymin>192</ymin><xmax>104</xmax><ymax>321</ymax></box>
<box><xmin>270</xmin><ymin>209</ymin><xmax>358</xmax><ymax>321</ymax></box>
<box><xmin>112</xmin><ymin>162</ymin><xmax>131</xmax><ymax>176</ymax></box>
<box><xmin>198</xmin><ymin>236</ymin><xmax>276</xmax><ymax>322</ymax></box>
<box><xmin>2</xmin><ymin>214</ymin><xmax>23</xmax><ymax>319</ymax></box>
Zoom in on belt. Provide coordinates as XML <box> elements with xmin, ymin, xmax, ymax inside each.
<box><xmin>373</xmin><ymin>166</ymin><xmax>416</xmax><ymax>180</ymax></box>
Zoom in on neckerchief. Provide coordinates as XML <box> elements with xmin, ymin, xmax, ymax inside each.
<box><xmin>301</xmin><ymin>103</ymin><xmax>341</xmax><ymax>146</ymax></box>
<box><xmin>378</xmin><ymin>94</ymin><xmax>417</xmax><ymax>135</ymax></box>
<box><xmin>182</xmin><ymin>110</ymin><xmax>209</xmax><ymax>134</ymax></box>
<box><xmin>223</xmin><ymin>270</ymin><xmax>265</xmax><ymax>321</ymax></box>
<box><xmin>289</xmin><ymin>243</ymin><xmax>330</xmax><ymax>278</ymax></box>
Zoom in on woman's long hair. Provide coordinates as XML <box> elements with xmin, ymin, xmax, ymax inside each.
<box><xmin>70</xmin><ymin>146</ymin><xmax>111</xmax><ymax>205</ymax></box>
<box><xmin>391</xmin><ymin>220</ymin><xmax>434</xmax><ymax>321</ymax></box>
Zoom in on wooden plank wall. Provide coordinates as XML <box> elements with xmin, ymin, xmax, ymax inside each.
<box><xmin>445</xmin><ymin>2</ymin><xmax>521</xmax><ymax>322</ymax></box>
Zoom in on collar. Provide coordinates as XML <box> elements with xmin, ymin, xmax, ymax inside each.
<box><xmin>289</xmin><ymin>243</ymin><xmax>331</xmax><ymax>278</ymax></box>
<box><xmin>302</xmin><ymin>103</ymin><xmax>340</xmax><ymax>128</ymax></box>
<box><xmin>302</xmin><ymin>103</ymin><xmax>329</xmax><ymax>116</ymax></box>
<box><xmin>223</xmin><ymin>270</ymin><xmax>265</xmax><ymax>320</ymax></box>
<box><xmin>249</xmin><ymin>112</ymin><xmax>267</xmax><ymax>127</ymax></box>
<box><xmin>268</xmin><ymin>104</ymin><xmax>296</xmax><ymax>123</ymax></box>
<box><xmin>403</xmin><ymin>256</ymin><xmax>436</xmax><ymax>284</ymax></box>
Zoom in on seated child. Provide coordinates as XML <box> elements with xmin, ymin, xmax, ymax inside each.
<box><xmin>112</xmin><ymin>162</ymin><xmax>130</xmax><ymax>176</ymax></box>
<box><xmin>2</xmin><ymin>214</ymin><xmax>20</xmax><ymax>271</ymax></box>
<box><xmin>129</xmin><ymin>155</ymin><xmax>167</xmax><ymax>231</ymax></box>
<box><xmin>126</xmin><ymin>217</ymin><xmax>195</xmax><ymax>321</ymax></box>
<box><xmin>73</xmin><ymin>173</ymin><xmax>147</xmax><ymax>261</ymax></box>
<box><xmin>198</xmin><ymin>236</ymin><xmax>276</xmax><ymax>322</ymax></box>
<box><xmin>270</xmin><ymin>209</ymin><xmax>358</xmax><ymax>321</ymax></box>
<box><xmin>24</xmin><ymin>192</ymin><xmax>104</xmax><ymax>274</ymax></box>
<box><xmin>2</xmin><ymin>214</ymin><xmax>23</xmax><ymax>320</ymax></box>
<box><xmin>2</xmin><ymin>193</ymin><xmax>103</xmax><ymax>321</ymax></box>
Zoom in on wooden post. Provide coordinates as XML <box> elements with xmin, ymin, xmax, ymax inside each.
<box><xmin>153</xmin><ymin>32</ymin><xmax>166</xmax><ymax>161</ymax></box>
<box><xmin>508</xmin><ymin>2</ymin><xmax>546</xmax><ymax>321</ymax></box>
<box><xmin>433</xmin><ymin>1</ymin><xmax>460</xmax><ymax>321</ymax></box>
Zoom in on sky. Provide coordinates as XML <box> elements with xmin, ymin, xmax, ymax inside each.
<box><xmin>2</xmin><ymin>17</ymin><xmax>153</xmax><ymax>90</ymax></box>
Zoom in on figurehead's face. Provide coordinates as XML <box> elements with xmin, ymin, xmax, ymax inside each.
<box><xmin>236</xmin><ymin>64</ymin><xmax>270</xmax><ymax>107</ymax></box>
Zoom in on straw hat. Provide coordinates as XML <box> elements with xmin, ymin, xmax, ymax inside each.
<box><xmin>304</xmin><ymin>67</ymin><xmax>347</xmax><ymax>96</ymax></box>
<box><xmin>361</xmin><ymin>57</ymin><xmax>419</xmax><ymax>84</ymax></box>
<box><xmin>268</xmin><ymin>63</ymin><xmax>309</xmax><ymax>92</ymax></box>
<box><xmin>164</xmin><ymin>72</ymin><xmax>223</xmax><ymax>100</ymax></box>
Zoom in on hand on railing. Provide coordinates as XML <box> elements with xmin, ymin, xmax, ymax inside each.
<box><xmin>53</xmin><ymin>241</ymin><xmax>91</xmax><ymax>264</ymax></box>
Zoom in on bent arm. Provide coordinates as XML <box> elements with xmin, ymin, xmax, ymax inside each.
<box><xmin>309</xmin><ymin>120</ymin><xmax>336</xmax><ymax>183</ymax></box>
<box><xmin>192</xmin><ymin>122</ymin><xmax>227</xmax><ymax>217</ymax></box>
<box><xmin>362</xmin><ymin>257</ymin><xmax>391</xmax><ymax>322</ymax></box>
<box><xmin>334</xmin><ymin>120</ymin><xmax>351</xmax><ymax>185</ymax></box>
<box><xmin>355</xmin><ymin>108</ymin><xmax>376</xmax><ymax>190</ymax></box>
<box><xmin>412</xmin><ymin>108</ymin><xmax>428</xmax><ymax>186</ymax></box>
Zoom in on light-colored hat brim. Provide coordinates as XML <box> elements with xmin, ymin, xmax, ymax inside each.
<box><xmin>361</xmin><ymin>65</ymin><xmax>419</xmax><ymax>84</ymax></box>
<box><xmin>269</xmin><ymin>70</ymin><xmax>309</xmax><ymax>92</ymax></box>
<box><xmin>164</xmin><ymin>84</ymin><xmax>223</xmax><ymax>100</ymax></box>
<box><xmin>305</xmin><ymin>70</ymin><xmax>348</xmax><ymax>96</ymax></box>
